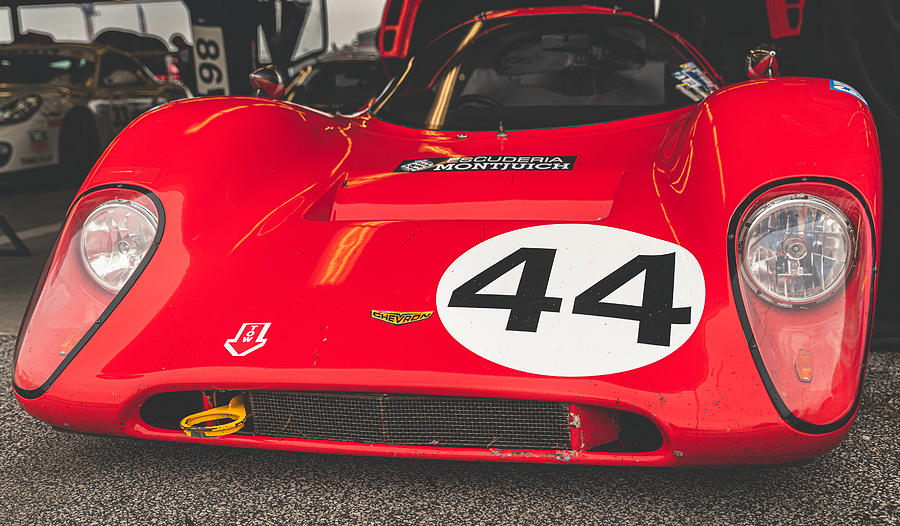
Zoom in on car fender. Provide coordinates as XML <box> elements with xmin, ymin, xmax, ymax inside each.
<box><xmin>83</xmin><ymin>96</ymin><xmax>351</xmax><ymax>221</ymax></box>
<box><xmin>652</xmin><ymin>77</ymin><xmax>881</xmax><ymax>259</ymax></box>
<box><xmin>637</xmin><ymin>80</ymin><xmax>882</xmax><ymax>394</ymax></box>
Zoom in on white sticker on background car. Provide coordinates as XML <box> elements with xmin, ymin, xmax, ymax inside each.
<box><xmin>436</xmin><ymin>224</ymin><xmax>705</xmax><ymax>377</ymax></box>
<box><xmin>224</xmin><ymin>322</ymin><xmax>271</xmax><ymax>357</ymax></box>
<box><xmin>192</xmin><ymin>25</ymin><xmax>231</xmax><ymax>96</ymax></box>
<box><xmin>28</xmin><ymin>130</ymin><xmax>48</xmax><ymax>152</ymax></box>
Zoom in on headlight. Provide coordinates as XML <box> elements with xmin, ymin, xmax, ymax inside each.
<box><xmin>13</xmin><ymin>187</ymin><xmax>162</xmax><ymax>397</ymax></box>
<box><xmin>739</xmin><ymin>194</ymin><xmax>853</xmax><ymax>306</ymax></box>
<box><xmin>733</xmin><ymin>184</ymin><xmax>875</xmax><ymax>430</ymax></box>
<box><xmin>80</xmin><ymin>199</ymin><xmax>159</xmax><ymax>293</ymax></box>
<box><xmin>0</xmin><ymin>94</ymin><xmax>42</xmax><ymax>124</ymax></box>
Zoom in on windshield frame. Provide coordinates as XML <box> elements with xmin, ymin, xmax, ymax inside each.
<box><xmin>371</xmin><ymin>12</ymin><xmax>715</xmax><ymax>132</ymax></box>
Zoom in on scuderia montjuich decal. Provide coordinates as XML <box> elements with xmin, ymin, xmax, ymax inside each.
<box><xmin>396</xmin><ymin>156</ymin><xmax>577</xmax><ymax>173</ymax></box>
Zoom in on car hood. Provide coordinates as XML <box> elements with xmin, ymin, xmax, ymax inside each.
<box><xmin>73</xmin><ymin>99</ymin><xmax>712</xmax><ymax>394</ymax></box>
<box><xmin>330</xmin><ymin>111</ymin><xmax>686</xmax><ymax>221</ymax></box>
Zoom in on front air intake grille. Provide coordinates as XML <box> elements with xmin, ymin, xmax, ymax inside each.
<box><xmin>246</xmin><ymin>391</ymin><xmax>571</xmax><ymax>450</ymax></box>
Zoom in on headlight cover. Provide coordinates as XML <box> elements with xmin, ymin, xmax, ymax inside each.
<box><xmin>80</xmin><ymin>199</ymin><xmax>159</xmax><ymax>293</ymax></box>
<box><xmin>739</xmin><ymin>194</ymin><xmax>853</xmax><ymax>306</ymax></box>
<box><xmin>0</xmin><ymin>94</ymin><xmax>42</xmax><ymax>124</ymax></box>
<box><xmin>13</xmin><ymin>187</ymin><xmax>163</xmax><ymax>398</ymax></box>
<box><xmin>732</xmin><ymin>182</ymin><xmax>875</xmax><ymax>431</ymax></box>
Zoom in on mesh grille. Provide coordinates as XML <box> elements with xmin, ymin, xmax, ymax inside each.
<box><xmin>246</xmin><ymin>391</ymin><xmax>571</xmax><ymax>450</ymax></box>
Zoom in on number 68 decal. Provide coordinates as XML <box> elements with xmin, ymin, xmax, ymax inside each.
<box><xmin>436</xmin><ymin>225</ymin><xmax>705</xmax><ymax>377</ymax></box>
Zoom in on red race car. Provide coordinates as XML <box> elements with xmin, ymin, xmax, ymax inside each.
<box><xmin>13</xmin><ymin>3</ymin><xmax>881</xmax><ymax>466</ymax></box>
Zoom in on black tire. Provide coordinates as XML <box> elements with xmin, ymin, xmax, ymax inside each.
<box><xmin>58</xmin><ymin>109</ymin><xmax>100</xmax><ymax>185</ymax></box>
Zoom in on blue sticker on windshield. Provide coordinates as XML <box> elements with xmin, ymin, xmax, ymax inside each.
<box><xmin>829</xmin><ymin>80</ymin><xmax>868</xmax><ymax>107</ymax></box>
<box><xmin>672</xmin><ymin>62</ymin><xmax>718</xmax><ymax>102</ymax></box>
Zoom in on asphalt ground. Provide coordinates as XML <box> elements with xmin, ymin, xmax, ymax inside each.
<box><xmin>1</xmin><ymin>333</ymin><xmax>898</xmax><ymax>525</ymax></box>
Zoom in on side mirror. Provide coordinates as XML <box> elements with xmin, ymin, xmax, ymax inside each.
<box><xmin>249</xmin><ymin>65</ymin><xmax>285</xmax><ymax>98</ymax></box>
<box><xmin>746</xmin><ymin>44</ymin><xmax>780</xmax><ymax>79</ymax></box>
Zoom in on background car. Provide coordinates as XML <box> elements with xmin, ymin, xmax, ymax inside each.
<box><xmin>0</xmin><ymin>42</ymin><xmax>190</xmax><ymax>179</ymax></box>
<box><xmin>93</xmin><ymin>29</ymin><xmax>184</xmax><ymax>84</ymax></box>
<box><xmin>284</xmin><ymin>47</ymin><xmax>390</xmax><ymax>114</ymax></box>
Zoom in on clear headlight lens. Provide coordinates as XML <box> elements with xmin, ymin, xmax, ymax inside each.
<box><xmin>80</xmin><ymin>199</ymin><xmax>158</xmax><ymax>293</ymax></box>
<box><xmin>740</xmin><ymin>194</ymin><xmax>853</xmax><ymax>306</ymax></box>
<box><xmin>0</xmin><ymin>94</ymin><xmax>42</xmax><ymax>124</ymax></box>
<box><xmin>14</xmin><ymin>188</ymin><xmax>162</xmax><ymax>395</ymax></box>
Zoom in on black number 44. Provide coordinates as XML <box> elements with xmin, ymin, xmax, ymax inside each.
<box><xmin>448</xmin><ymin>248</ymin><xmax>691</xmax><ymax>346</ymax></box>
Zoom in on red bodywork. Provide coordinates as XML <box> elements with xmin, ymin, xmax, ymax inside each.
<box><xmin>13</xmin><ymin>7</ymin><xmax>880</xmax><ymax>465</ymax></box>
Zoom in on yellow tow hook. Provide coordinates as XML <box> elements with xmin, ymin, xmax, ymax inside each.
<box><xmin>179</xmin><ymin>395</ymin><xmax>247</xmax><ymax>438</ymax></box>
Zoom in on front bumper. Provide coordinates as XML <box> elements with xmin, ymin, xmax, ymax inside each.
<box><xmin>12</xmin><ymin>180</ymin><xmax>870</xmax><ymax>466</ymax></box>
<box><xmin>16</xmin><ymin>338</ymin><xmax>853</xmax><ymax>466</ymax></box>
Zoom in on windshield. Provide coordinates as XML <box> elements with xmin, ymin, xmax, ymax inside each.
<box><xmin>0</xmin><ymin>49</ymin><xmax>96</xmax><ymax>85</ymax></box>
<box><xmin>287</xmin><ymin>60</ymin><xmax>389</xmax><ymax>113</ymax></box>
<box><xmin>373</xmin><ymin>14</ymin><xmax>718</xmax><ymax>131</ymax></box>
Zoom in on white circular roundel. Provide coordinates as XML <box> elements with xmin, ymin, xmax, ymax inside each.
<box><xmin>436</xmin><ymin>224</ymin><xmax>705</xmax><ymax>377</ymax></box>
